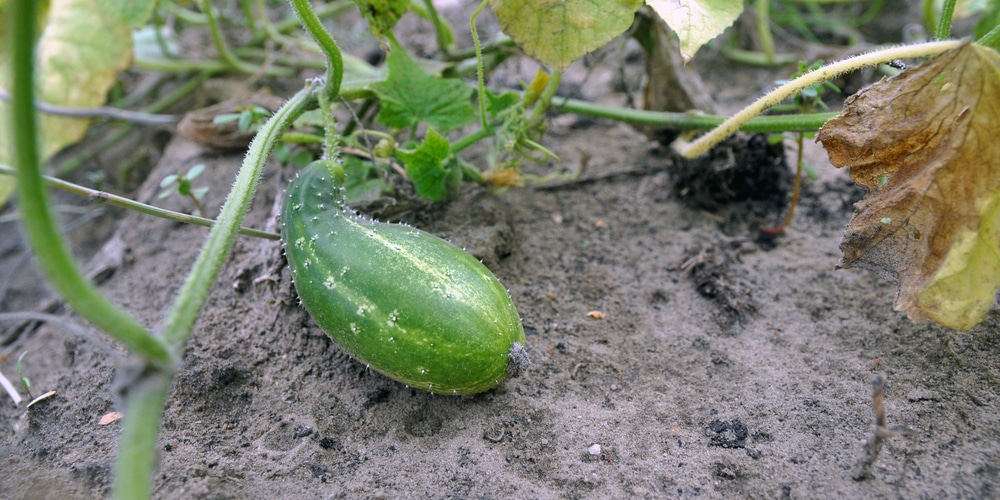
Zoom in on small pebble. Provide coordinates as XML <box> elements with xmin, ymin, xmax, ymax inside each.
<box><xmin>588</xmin><ymin>444</ymin><xmax>602</xmax><ymax>456</ymax></box>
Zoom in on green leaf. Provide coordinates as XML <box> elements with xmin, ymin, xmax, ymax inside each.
<box><xmin>353</xmin><ymin>0</ymin><xmax>409</xmax><ymax>42</ymax></box>
<box><xmin>395</xmin><ymin>128</ymin><xmax>453</xmax><ymax>201</ymax></box>
<box><xmin>186</xmin><ymin>164</ymin><xmax>205</xmax><ymax>180</ymax></box>
<box><xmin>647</xmin><ymin>0</ymin><xmax>744</xmax><ymax>62</ymax></box>
<box><xmin>975</xmin><ymin>1</ymin><xmax>1000</xmax><ymax>41</ymax></box>
<box><xmin>159</xmin><ymin>174</ymin><xmax>179</xmax><ymax>189</ymax></box>
<box><xmin>485</xmin><ymin>89</ymin><xmax>521</xmax><ymax>117</ymax></box>
<box><xmin>371</xmin><ymin>46</ymin><xmax>475</xmax><ymax>132</ymax></box>
<box><xmin>488</xmin><ymin>0</ymin><xmax>644</xmax><ymax>70</ymax></box>
<box><xmin>342</xmin><ymin>155</ymin><xmax>391</xmax><ymax>203</ymax></box>
<box><xmin>212</xmin><ymin>113</ymin><xmax>242</xmax><ymax>125</ymax></box>
<box><xmin>290</xmin><ymin>149</ymin><xmax>315</xmax><ymax>168</ymax></box>
<box><xmin>97</xmin><ymin>0</ymin><xmax>156</xmax><ymax>27</ymax></box>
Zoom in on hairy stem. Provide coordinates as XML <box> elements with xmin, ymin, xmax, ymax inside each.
<box><xmin>158</xmin><ymin>86</ymin><xmax>314</xmax><ymax>351</ymax></box>
<box><xmin>676</xmin><ymin>40</ymin><xmax>963</xmax><ymax>158</ymax></box>
<box><xmin>289</xmin><ymin>0</ymin><xmax>343</xmax><ymax>98</ymax></box>
<box><xmin>471</xmin><ymin>0</ymin><xmax>490</xmax><ymax>130</ymax></box>
<box><xmin>112</xmin><ymin>370</ymin><xmax>172</xmax><ymax>499</ymax></box>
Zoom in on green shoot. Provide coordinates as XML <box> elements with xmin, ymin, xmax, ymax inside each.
<box><xmin>158</xmin><ymin>164</ymin><xmax>210</xmax><ymax>217</ymax></box>
<box><xmin>212</xmin><ymin>105</ymin><xmax>273</xmax><ymax>132</ymax></box>
<box><xmin>16</xmin><ymin>352</ymin><xmax>33</xmax><ymax>401</ymax></box>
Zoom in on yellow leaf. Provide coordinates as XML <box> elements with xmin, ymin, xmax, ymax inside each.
<box><xmin>35</xmin><ymin>0</ymin><xmax>133</xmax><ymax>159</ymax></box>
<box><xmin>488</xmin><ymin>0</ymin><xmax>644</xmax><ymax>70</ymax></box>
<box><xmin>817</xmin><ymin>42</ymin><xmax>1000</xmax><ymax>330</ymax></box>
<box><xmin>646</xmin><ymin>0</ymin><xmax>744</xmax><ymax>62</ymax></box>
<box><xmin>0</xmin><ymin>0</ymin><xmax>132</xmax><ymax>205</ymax></box>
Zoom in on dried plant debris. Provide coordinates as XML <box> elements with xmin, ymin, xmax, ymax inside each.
<box><xmin>671</xmin><ymin>133</ymin><xmax>791</xmax><ymax>211</ymax></box>
<box><xmin>177</xmin><ymin>90</ymin><xmax>285</xmax><ymax>153</ymax></box>
<box><xmin>817</xmin><ymin>42</ymin><xmax>1000</xmax><ymax>330</ymax></box>
<box><xmin>852</xmin><ymin>374</ymin><xmax>916</xmax><ymax>481</ymax></box>
<box><xmin>680</xmin><ymin>241</ymin><xmax>757</xmax><ymax>329</ymax></box>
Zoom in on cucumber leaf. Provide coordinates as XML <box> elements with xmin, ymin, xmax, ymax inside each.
<box><xmin>396</xmin><ymin>128</ymin><xmax>454</xmax><ymax>201</ymax></box>
<box><xmin>646</xmin><ymin>0</ymin><xmax>744</xmax><ymax>62</ymax></box>
<box><xmin>371</xmin><ymin>45</ymin><xmax>475</xmax><ymax>133</ymax></box>
<box><xmin>817</xmin><ymin>43</ymin><xmax>1000</xmax><ymax>330</ymax></box>
<box><xmin>488</xmin><ymin>0</ymin><xmax>644</xmax><ymax>70</ymax></box>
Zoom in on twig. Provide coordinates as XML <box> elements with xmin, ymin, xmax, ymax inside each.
<box><xmin>852</xmin><ymin>374</ymin><xmax>917</xmax><ymax>480</ymax></box>
<box><xmin>0</xmin><ymin>89</ymin><xmax>178</xmax><ymax>125</ymax></box>
<box><xmin>0</xmin><ymin>369</ymin><xmax>23</xmax><ymax>406</ymax></box>
<box><xmin>0</xmin><ymin>165</ymin><xmax>279</xmax><ymax>240</ymax></box>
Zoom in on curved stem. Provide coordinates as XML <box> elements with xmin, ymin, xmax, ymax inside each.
<box><xmin>471</xmin><ymin>0</ymin><xmax>490</xmax><ymax>129</ymax></box>
<box><xmin>8</xmin><ymin>0</ymin><xmax>172</xmax><ymax>367</ymax></box>
<box><xmin>158</xmin><ymin>86</ymin><xmax>314</xmax><ymax>351</ymax></box>
<box><xmin>289</xmin><ymin>0</ymin><xmax>343</xmax><ymax>98</ymax></box>
<box><xmin>200</xmin><ymin>0</ymin><xmax>268</xmax><ymax>75</ymax></box>
<box><xmin>676</xmin><ymin>40</ymin><xmax>963</xmax><ymax>158</ymax></box>
<box><xmin>422</xmin><ymin>0</ymin><xmax>455</xmax><ymax>55</ymax></box>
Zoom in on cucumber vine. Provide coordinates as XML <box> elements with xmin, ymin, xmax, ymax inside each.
<box><xmin>5</xmin><ymin>0</ymin><xmax>998</xmax><ymax>498</ymax></box>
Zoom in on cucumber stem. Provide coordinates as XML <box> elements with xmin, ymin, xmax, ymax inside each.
<box><xmin>675</xmin><ymin>40</ymin><xmax>963</xmax><ymax>158</ymax></box>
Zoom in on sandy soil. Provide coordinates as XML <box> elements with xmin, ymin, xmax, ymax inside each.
<box><xmin>3</xmin><ymin>3</ymin><xmax>1000</xmax><ymax>499</ymax></box>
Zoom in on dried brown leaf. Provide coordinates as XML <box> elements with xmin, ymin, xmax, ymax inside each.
<box><xmin>817</xmin><ymin>42</ymin><xmax>1000</xmax><ymax>330</ymax></box>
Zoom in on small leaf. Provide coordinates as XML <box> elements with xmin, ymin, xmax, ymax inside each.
<box><xmin>191</xmin><ymin>186</ymin><xmax>210</xmax><ymax>201</ymax></box>
<box><xmin>371</xmin><ymin>45</ymin><xmax>475</xmax><ymax>133</ymax></box>
<box><xmin>816</xmin><ymin>42</ymin><xmax>1000</xmax><ymax>330</ymax></box>
<box><xmin>647</xmin><ymin>0</ymin><xmax>744</xmax><ymax>62</ymax></box>
<box><xmin>274</xmin><ymin>143</ymin><xmax>293</xmax><ymax>163</ymax></box>
<box><xmin>489</xmin><ymin>0</ymin><xmax>644</xmax><ymax>70</ymax></box>
<box><xmin>159</xmin><ymin>174</ymin><xmax>179</xmax><ymax>189</ymax></box>
<box><xmin>212</xmin><ymin>113</ymin><xmax>242</xmax><ymax>125</ymax></box>
<box><xmin>395</xmin><ymin>128</ymin><xmax>453</xmax><ymax>201</ymax></box>
<box><xmin>238</xmin><ymin>110</ymin><xmax>253</xmax><ymax>131</ymax></box>
<box><xmin>186</xmin><ymin>164</ymin><xmax>205</xmax><ymax>180</ymax></box>
<box><xmin>486</xmin><ymin>89</ymin><xmax>521</xmax><ymax>117</ymax></box>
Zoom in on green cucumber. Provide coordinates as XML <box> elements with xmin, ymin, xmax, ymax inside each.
<box><xmin>281</xmin><ymin>160</ymin><xmax>528</xmax><ymax>395</ymax></box>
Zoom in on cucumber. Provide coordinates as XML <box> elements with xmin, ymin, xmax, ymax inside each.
<box><xmin>281</xmin><ymin>160</ymin><xmax>528</xmax><ymax>395</ymax></box>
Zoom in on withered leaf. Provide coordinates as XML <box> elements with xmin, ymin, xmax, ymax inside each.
<box><xmin>817</xmin><ymin>41</ymin><xmax>1000</xmax><ymax>330</ymax></box>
